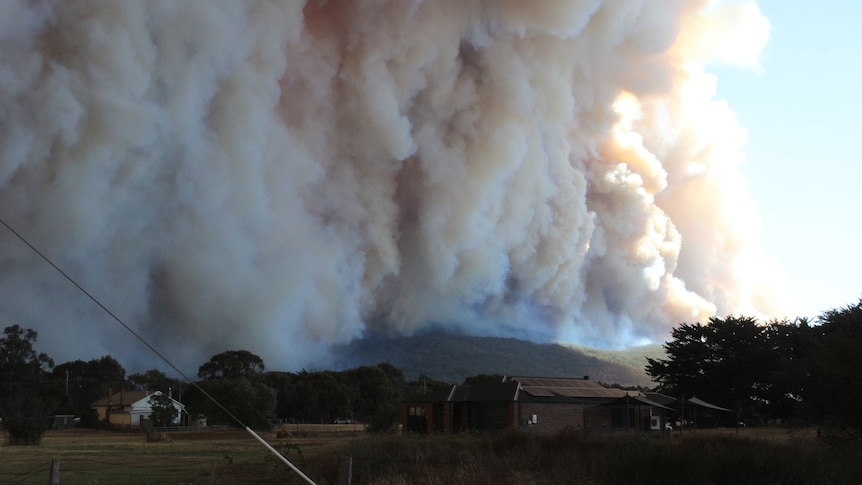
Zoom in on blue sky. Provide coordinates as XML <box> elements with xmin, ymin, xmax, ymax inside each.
<box><xmin>712</xmin><ymin>0</ymin><xmax>862</xmax><ymax>320</ymax></box>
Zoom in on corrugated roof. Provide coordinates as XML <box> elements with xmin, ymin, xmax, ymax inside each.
<box><xmin>506</xmin><ymin>376</ymin><xmax>630</xmax><ymax>399</ymax></box>
<box><xmin>450</xmin><ymin>381</ymin><xmax>519</xmax><ymax>402</ymax></box>
<box><xmin>402</xmin><ymin>377</ymin><xmax>638</xmax><ymax>405</ymax></box>
<box><xmin>91</xmin><ymin>390</ymin><xmax>151</xmax><ymax>406</ymax></box>
<box><xmin>90</xmin><ymin>390</ymin><xmax>153</xmax><ymax>407</ymax></box>
<box><xmin>687</xmin><ymin>396</ymin><xmax>733</xmax><ymax>412</ymax></box>
<box><xmin>593</xmin><ymin>393</ymin><xmax>674</xmax><ymax>410</ymax></box>
<box><xmin>642</xmin><ymin>392</ymin><xmax>676</xmax><ymax>406</ymax></box>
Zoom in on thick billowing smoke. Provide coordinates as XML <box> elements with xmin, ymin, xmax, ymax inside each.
<box><xmin>0</xmin><ymin>0</ymin><xmax>788</xmax><ymax>371</ymax></box>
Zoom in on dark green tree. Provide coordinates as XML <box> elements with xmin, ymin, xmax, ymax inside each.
<box><xmin>462</xmin><ymin>374</ymin><xmax>503</xmax><ymax>385</ymax></box>
<box><xmin>646</xmin><ymin>316</ymin><xmax>774</xmax><ymax>419</ymax></box>
<box><xmin>192</xmin><ymin>350</ymin><xmax>275</xmax><ymax>430</ymax></box>
<box><xmin>263</xmin><ymin>371</ymin><xmax>296</xmax><ymax>423</ymax></box>
<box><xmin>405</xmin><ymin>374</ymin><xmax>451</xmax><ymax>399</ymax></box>
<box><xmin>375</xmin><ymin>362</ymin><xmax>407</xmax><ymax>393</ymax></box>
<box><xmin>128</xmin><ymin>369</ymin><xmax>181</xmax><ymax>393</ymax></box>
<box><xmin>52</xmin><ymin>355</ymin><xmax>126</xmax><ymax>427</ymax></box>
<box><xmin>646</xmin><ymin>321</ymin><xmax>711</xmax><ymax>398</ymax></box>
<box><xmin>289</xmin><ymin>370</ymin><xmax>348</xmax><ymax>423</ymax></box>
<box><xmin>801</xmin><ymin>300</ymin><xmax>862</xmax><ymax>441</ymax></box>
<box><xmin>197</xmin><ymin>350</ymin><xmax>265</xmax><ymax>381</ymax></box>
<box><xmin>0</xmin><ymin>325</ymin><xmax>56</xmax><ymax>445</ymax></box>
<box><xmin>196</xmin><ymin>377</ymin><xmax>276</xmax><ymax>429</ymax></box>
<box><xmin>148</xmin><ymin>392</ymin><xmax>178</xmax><ymax>427</ymax></box>
<box><xmin>338</xmin><ymin>365</ymin><xmax>400</xmax><ymax>431</ymax></box>
<box><xmin>761</xmin><ymin>318</ymin><xmax>815</xmax><ymax>422</ymax></box>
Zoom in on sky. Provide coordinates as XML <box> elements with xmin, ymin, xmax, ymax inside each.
<box><xmin>712</xmin><ymin>0</ymin><xmax>862</xmax><ymax>320</ymax></box>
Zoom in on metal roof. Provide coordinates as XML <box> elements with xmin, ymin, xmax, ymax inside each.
<box><xmin>593</xmin><ymin>393</ymin><xmax>674</xmax><ymax>410</ymax></box>
<box><xmin>90</xmin><ymin>390</ymin><xmax>153</xmax><ymax>407</ymax></box>
<box><xmin>687</xmin><ymin>396</ymin><xmax>733</xmax><ymax>412</ymax></box>
<box><xmin>642</xmin><ymin>392</ymin><xmax>676</xmax><ymax>406</ymax></box>
<box><xmin>506</xmin><ymin>376</ymin><xmax>630</xmax><ymax>399</ymax></box>
<box><xmin>403</xmin><ymin>377</ymin><xmax>639</xmax><ymax>405</ymax></box>
<box><xmin>449</xmin><ymin>381</ymin><xmax>519</xmax><ymax>402</ymax></box>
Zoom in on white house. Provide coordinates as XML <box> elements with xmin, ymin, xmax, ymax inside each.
<box><xmin>91</xmin><ymin>389</ymin><xmax>186</xmax><ymax>427</ymax></box>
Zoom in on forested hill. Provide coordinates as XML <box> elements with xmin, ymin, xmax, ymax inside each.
<box><xmin>333</xmin><ymin>334</ymin><xmax>663</xmax><ymax>387</ymax></box>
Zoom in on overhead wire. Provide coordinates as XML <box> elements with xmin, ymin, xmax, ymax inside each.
<box><xmin>0</xmin><ymin>216</ymin><xmax>317</xmax><ymax>485</ymax></box>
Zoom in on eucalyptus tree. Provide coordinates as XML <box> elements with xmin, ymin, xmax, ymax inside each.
<box><xmin>0</xmin><ymin>325</ymin><xmax>57</xmax><ymax>445</ymax></box>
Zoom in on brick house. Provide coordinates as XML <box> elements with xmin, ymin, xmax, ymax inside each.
<box><xmin>91</xmin><ymin>389</ymin><xmax>186</xmax><ymax>427</ymax></box>
<box><xmin>402</xmin><ymin>376</ymin><xmax>672</xmax><ymax>434</ymax></box>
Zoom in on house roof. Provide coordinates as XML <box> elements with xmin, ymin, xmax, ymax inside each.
<box><xmin>449</xmin><ymin>381</ymin><xmax>519</xmax><ymax>402</ymax></box>
<box><xmin>505</xmin><ymin>376</ymin><xmax>630</xmax><ymax>399</ymax></box>
<box><xmin>593</xmin><ymin>393</ymin><xmax>674</xmax><ymax>410</ymax></box>
<box><xmin>639</xmin><ymin>394</ymin><xmax>734</xmax><ymax>413</ymax></box>
<box><xmin>91</xmin><ymin>390</ymin><xmax>154</xmax><ymax>407</ymax></box>
<box><xmin>404</xmin><ymin>376</ymin><xmax>633</xmax><ymax>405</ymax></box>
<box><xmin>90</xmin><ymin>390</ymin><xmax>185</xmax><ymax>409</ymax></box>
<box><xmin>642</xmin><ymin>392</ymin><xmax>677</xmax><ymax>406</ymax></box>
<box><xmin>687</xmin><ymin>396</ymin><xmax>733</xmax><ymax>412</ymax></box>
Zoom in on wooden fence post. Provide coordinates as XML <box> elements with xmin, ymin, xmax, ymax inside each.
<box><xmin>338</xmin><ymin>455</ymin><xmax>352</xmax><ymax>485</ymax></box>
<box><xmin>49</xmin><ymin>459</ymin><xmax>60</xmax><ymax>485</ymax></box>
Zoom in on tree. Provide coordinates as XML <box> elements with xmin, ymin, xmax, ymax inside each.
<box><xmin>192</xmin><ymin>350</ymin><xmax>275</xmax><ymax>429</ymax></box>
<box><xmin>0</xmin><ymin>325</ymin><xmax>56</xmax><ymax>445</ymax></box>
<box><xmin>761</xmin><ymin>318</ymin><xmax>815</xmax><ymax>422</ymax></box>
<box><xmin>263</xmin><ymin>371</ymin><xmax>296</xmax><ymax>423</ymax></box>
<box><xmin>196</xmin><ymin>377</ymin><xmax>276</xmax><ymax>429</ymax></box>
<box><xmin>198</xmin><ymin>350</ymin><xmax>265</xmax><ymax>381</ymax></box>
<box><xmin>52</xmin><ymin>355</ymin><xmax>126</xmax><ymax>427</ymax></box>
<box><xmin>646</xmin><ymin>316</ymin><xmax>774</xmax><ymax>420</ymax></box>
<box><xmin>288</xmin><ymin>370</ymin><xmax>348</xmax><ymax>423</ymax></box>
<box><xmin>646</xmin><ymin>321</ymin><xmax>711</xmax><ymax>398</ymax></box>
<box><xmin>801</xmin><ymin>300</ymin><xmax>862</xmax><ymax>441</ymax></box>
<box><xmin>148</xmin><ymin>393</ymin><xmax>178</xmax><ymax>427</ymax></box>
<box><xmin>463</xmin><ymin>374</ymin><xmax>503</xmax><ymax>385</ymax></box>
<box><xmin>128</xmin><ymin>369</ymin><xmax>181</xmax><ymax>393</ymax></box>
<box><xmin>338</xmin><ymin>365</ymin><xmax>400</xmax><ymax>431</ymax></box>
<box><xmin>405</xmin><ymin>374</ymin><xmax>451</xmax><ymax>399</ymax></box>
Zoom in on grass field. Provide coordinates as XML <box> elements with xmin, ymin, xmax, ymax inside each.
<box><xmin>3</xmin><ymin>425</ymin><xmax>861</xmax><ymax>484</ymax></box>
<box><xmin>0</xmin><ymin>426</ymin><xmax>361</xmax><ymax>484</ymax></box>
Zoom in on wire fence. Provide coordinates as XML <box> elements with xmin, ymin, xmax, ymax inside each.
<box><xmin>0</xmin><ymin>456</ymin><xmax>303</xmax><ymax>484</ymax></box>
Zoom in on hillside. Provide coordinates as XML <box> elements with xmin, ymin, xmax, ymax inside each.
<box><xmin>333</xmin><ymin>334</ymin><xmax>664</xmax><ymax>387</ymax></box>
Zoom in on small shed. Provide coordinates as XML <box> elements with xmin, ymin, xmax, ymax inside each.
<box><xmin>49</xmin><ymin>415</ymin><xmax>77</xmax><ymax>430</ymax></box>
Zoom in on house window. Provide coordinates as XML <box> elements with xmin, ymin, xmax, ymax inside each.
<box><xmin>407</xmin><ymin>406</ymin><xmax>428</xmax><ymax>433</ymax></box>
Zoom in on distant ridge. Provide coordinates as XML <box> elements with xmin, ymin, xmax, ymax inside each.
<box><xmin>333</xmin><ymin>334</ymin><xmax>662</xmax><ymax>387</ymax></box>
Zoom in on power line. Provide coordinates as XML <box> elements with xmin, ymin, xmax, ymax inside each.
<box><xmin>0</xmin><ymin>216</ymin><xmax>316</xmax><ymax>485</ymax></box>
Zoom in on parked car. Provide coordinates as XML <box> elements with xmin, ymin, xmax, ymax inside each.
<box><xmin>332</xmin><ymin>418</ymin><xmax>350</xmax><ymax>424</ymax></box>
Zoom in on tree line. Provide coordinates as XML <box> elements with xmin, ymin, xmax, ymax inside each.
<box><xmin>0</xmin><ymin>327</ymin><xmax>451</xmax><ymax>445</ymax></box>
<box><xmin>3</xmin><ymin>298</ymin><xmax>861</xmax><ymax>445</ymax></box>
<box><xmin>646</xmin><ymin>299</ymin><xmax>862</xmax><ymax>441</ymax></box>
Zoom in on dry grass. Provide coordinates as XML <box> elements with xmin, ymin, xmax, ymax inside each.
<box><xmin>0</xmin><ymin>426</ymin><xmax>362</xmax><ymax>484</ymax></box>
<box><xmin>1</xmin><ymin>425</ymin><xmax>858</xmax><ymax>484</ymax></box>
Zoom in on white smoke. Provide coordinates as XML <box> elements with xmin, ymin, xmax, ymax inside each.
<box><xmin>0</xmin><ymin>0</ymin><xmax>789</xmax><ymax>371</ymax></box>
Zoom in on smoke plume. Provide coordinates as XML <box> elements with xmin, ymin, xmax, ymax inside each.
<box><xmin>0</xmin><ymin>0</ymin><xmax>788</xmax><ymax>371</ymax></box>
